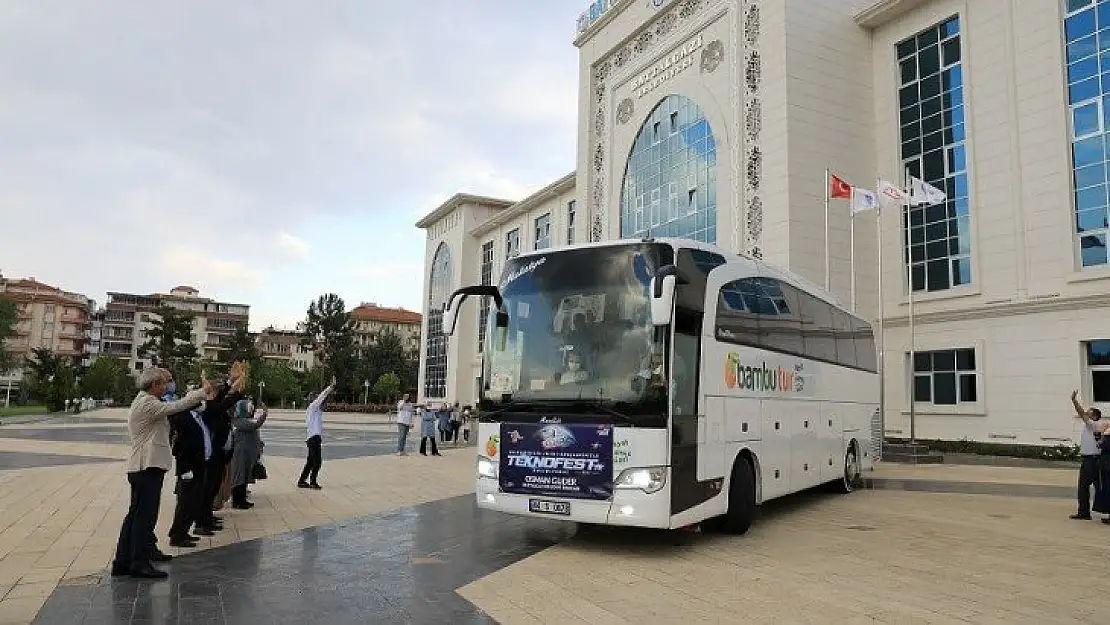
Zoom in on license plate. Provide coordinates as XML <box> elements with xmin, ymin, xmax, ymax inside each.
<box><xmin>528</xmin><ymin>499</ymin><xmax>570</xmax><ymax>515</ymax></box>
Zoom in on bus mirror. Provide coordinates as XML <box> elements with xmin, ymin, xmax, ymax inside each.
<box><xmin>650</xmin><ymin>274</ymin><xmax>676</xmax><ymax>326</ymax></box>
<box><xmin>495</xmin><ymin>310</ymin><xmax>509</xmax><ymax>328</ymax></box>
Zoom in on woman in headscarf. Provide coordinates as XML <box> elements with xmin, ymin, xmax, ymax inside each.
<box><xmin>229</xmin><ymin>398</ymin><xmax>268</xmax><ymax>509</ymax></box>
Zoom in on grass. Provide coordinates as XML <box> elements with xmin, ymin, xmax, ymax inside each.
<box><xmin>0</xmin><ymin>404</ymin><xmax>48</xmax><ymax>417</ymax></box>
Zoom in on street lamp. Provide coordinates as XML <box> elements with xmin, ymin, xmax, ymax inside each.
<box><xmin>362</xmin><ymin>379</ymin><xmax>369</xmax><ymax>405</ymax></box>
<box><xmin>258</xmin><ymin>380</ymin><xmax>265</xmax><ymax>404</ymax></box>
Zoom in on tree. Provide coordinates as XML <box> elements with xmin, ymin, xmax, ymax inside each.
<box><xmin>0</xmin><ymin>296</ymin><xmax>18</xmax><ymax>374</ymax></box>
<box><xmin>301</xmin><ymin>294</ymin><xmax>355</xmax><ymax>393</ymax></box>
<box><xmin>81</xmin><ymin>356</ymin><xmax>134</xmax><ymax>404</ymax></box>
<box><xmin>223</xmin><ymin>325</ymin><xmax>260</xmax><ymax>368</ymax></box>
<box><xmin>257</xmin><ymin>359</ymin><xmax>302</xmax><ymax>407</ymax></box>
<box><xmin>357</xmin><ymin>329</ymin><xmax>418</xmax><ymax>399</ymax></box>
<box><xmin>24</xmin><ymin>347</ymin><xmax>75</xmax><ymax>412</ymax></box>
<box><xmin>372</xmin><ymin>372</ymin><xmax>401</xmax><ymax>404</ymax></box>
<box><xmin>137</xmin><ymin>305</ymin><xmax>198</xmax><ymax>381</ymax></box>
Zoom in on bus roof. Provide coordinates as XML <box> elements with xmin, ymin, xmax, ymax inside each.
<box><xmin>510</xmin><ymin>237</ymin><xmax>850</xmax><ymax>314</ymax></box>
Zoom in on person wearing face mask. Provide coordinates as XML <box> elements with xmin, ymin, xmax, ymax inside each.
<box><xmin>1070</xmin><ymin>390</ymin><xmax>1108</xmax><ymax>521</ymax></box>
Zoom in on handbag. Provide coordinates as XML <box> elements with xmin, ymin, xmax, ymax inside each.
<box><xmin>252</xmin><ymin>461</ymin><xmax>268</xmax><ymax>480</ymax></box>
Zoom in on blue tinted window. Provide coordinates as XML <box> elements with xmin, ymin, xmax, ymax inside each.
<box><xmin>620</xmin><ymin>95</ymin><xmax>717</xmax><ymax>243</ymax></box>
<box><xmin>424</xmin><ymin>243</ymin><xmax>452</xmax><ymax>398</ymax></box>
<box><xmin>1066</xmin><ymin>1</ymin><xmax>1110</xmax><ymax>267</ymax></box>
<box><xmin>896</xmin><ymin>17</ymin><xmax>971</xmax><ymax>292</ymax></box>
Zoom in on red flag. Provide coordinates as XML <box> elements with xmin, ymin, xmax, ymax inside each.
<box><xmin>829</xmin><ymin>173</ymin><xmax>853</xmax><ymax>199</ymax></box>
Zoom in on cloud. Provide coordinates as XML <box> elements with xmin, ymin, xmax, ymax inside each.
<box><xmin>274</xmin><ymin>232</ymin><xmax>310</xmax><ymax>261</ymax></box>
<box><xmin>160</xmin><ymin>246</ymin><xmax>267</xmax><ymax>292</ymax></box>
<box><xmin>349</xmin><ymin>262</ymin><xmax>424</xmax><ymax>281</ymax></box>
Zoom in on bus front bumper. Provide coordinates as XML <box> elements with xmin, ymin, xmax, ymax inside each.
<box><xmin>475</xmin><ymin>475</ymin><xmax>672</xmax><ymax>529</ymax></box>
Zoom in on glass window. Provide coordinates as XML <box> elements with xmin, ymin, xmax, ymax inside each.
<box><xmin>621</xmin><ymin>95</ymin><xmax>717</xmax><ymax>243</ymax></box>
<box><xmin>424</xmin><ymin>243</ymin><xmax>453</xmax><ymax>398</ymax></box>
<box><xmin>567</xmin><ymin>200</ymin><xmax>576</xmax><ymax>245</ymax></box>
<box><xmin>911</xmin><ymin>348</ymin><xmax>977</xmax><ymax>406</ymax></box>
<box><xmin>534</xmin><ymin>213</ymin><xmax>551</xmax><ymax>250</ymax></box>
<box><xmin>477</xmin><ymin>241</ymin><xmax>495</xmax><ymax>354</ymax></box>
<box><xmin>1065</xmin><ymin>2</ymin><xmax>1110</xmax><ymax>268</ymax></box>
<box><xmin>898</xmin><ymin>17</ymin><xmax>972</xmax><ymax>292</ymax></box>
<box><xmin>506</xmin><ymin>228</ymin><xmax>520</xmax><ymax>259</ymax></box>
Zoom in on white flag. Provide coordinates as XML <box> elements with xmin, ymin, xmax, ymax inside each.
<box><xmin>851</xmin><ymin>188</ymin><xmax>878</xmax><ymax>214</ymax></box>
<box><xmin>908</xmin><ymin>176</ymin><xmax>946</xmax><ymax>206</ymax></box>
<box><xmin>877</xmin><ymin>180</ymin><xmax>905</xmax><ymax>210</ymax></box>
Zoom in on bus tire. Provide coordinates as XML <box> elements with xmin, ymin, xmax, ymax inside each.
<box><xmin>722</xmin><ymin>457</ymin><xmax>756</xmax><ymax>535</ymax></box>
<box><xmin>837</xmin><ymin>443</ymin><xmax>861</xmax><ymax>494</ymax></box>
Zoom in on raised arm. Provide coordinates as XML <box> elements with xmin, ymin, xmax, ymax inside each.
<box><xmin>138</xmin><ymin>388</ymin><xmax>207</xmax><ymax>425</ymax></box>
<box><xmin>1072</xmin><ymin>390</ymin><xmax>1091</xmax><ymax>424</ymax></box>
<box><xmin>309</xmin><ymin>377</ymin><xmax>337</xmax><ymax>411</ymax></box>
<box><xmin>234</xmin><ymin>405</ymin><xmax>269</xmax><ymax>431</ymax></box>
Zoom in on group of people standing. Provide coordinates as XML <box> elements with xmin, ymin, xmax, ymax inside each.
<box><xmin>1072</xmin><ymin>390</ymin><xmax>1110</xmax><ymax>524</ymax></box>
<box><xmin>393</xmin><ymin>394</ymin><xmax>470</xmax><ymax>456</ymax></box>
<box><xmin>111</xmin><ymin>362</ymin><xmax>273</xmax><ymax>579</ymax></box>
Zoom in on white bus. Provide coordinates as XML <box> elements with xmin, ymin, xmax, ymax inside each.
<box><xmin>441</xmin><ymin>237</ymin><xmax>879</xmax><ymax>534</ymax></box>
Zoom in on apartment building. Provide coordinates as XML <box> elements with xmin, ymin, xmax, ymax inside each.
<box><xmin>349</xmin><ymin>303</ymin><xmax>422</xmax><ymax>355</ymax></box>
<box><xmin>103</xmin><ymin>285</ymin><xmax>250</xmax><ymax>374</ymax></box>
<box><xmin>416</xmin><ymin>0</ymin><xmax>1110</xmax><ymax>446</ymax></box>
<box><xmin>0</xmin><ymin>274</ymin><xmax>95</xmax><ymax>386</ymax></box>
<box><xmin>255</xmin><ymin>327</ymin><xmax>317</xmax><ymax>372</ymax></box>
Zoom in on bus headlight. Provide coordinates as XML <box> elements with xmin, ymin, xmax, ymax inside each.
<box><xmin>614</xmin><ymin>467</ymin><xmax>667</xmax><ymax>494</ymax></box>
<box><xmin>476</xmin><ymin>456</ymin><xmax>498</xmax><ymax>480</ymax></box>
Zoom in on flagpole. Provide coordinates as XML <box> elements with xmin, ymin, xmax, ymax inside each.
<box><xmin>905</xmin><ymin>167</ymin><xmax>916</xmax><ymax>446</ymax></box>
<box><xmin>850</xmin><ymin>186</ymin><xmax>857</xmax><ymax>312</ymax></box>
<box><xmin>876</xmin><ymin>175</ymin><xmax>886</xmax><ymax>455</ymax></box>
<box><xmin>824</xmin><ymin>167</ymin><xmax>831</xmax><ymax>292</ymax></box>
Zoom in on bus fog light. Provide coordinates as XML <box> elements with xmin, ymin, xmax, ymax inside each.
<box><xmin>614</xmin><ymin>467</ymin><xmax>667</xmax><ymax>494</ymax></box>
<box><xmin>619</xmin><ymin>505</ymin><xmax>635</xmax><ymax>516</ymax></box>
<box><xmin>477</xmin><ymin>456</ymin><xmax>498</xmax><ymax>480</ymax></box>
<box><xmin>484</xmin><ymin>493</ymin><xmax>496</xmax><ymax>504</ymax></box>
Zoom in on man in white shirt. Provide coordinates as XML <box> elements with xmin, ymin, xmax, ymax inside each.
<box><xmin>396</xmin><ymin>393</ymin><xmax>415</xmax><ymax>456</ymax></box>
<box><xmin>1070</xmin><ymin>389</ymin><xmax>1106</xmax><ymax>520</ymax></box>
<box><xmin>298</xmin><ymin>376</ymin><xmax>335</xmax><ymax>490</ymax></box>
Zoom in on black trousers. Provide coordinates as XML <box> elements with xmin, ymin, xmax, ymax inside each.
<box><xmin>1079</xmin><ymin>455</ymin><xmax>1100</xmax><ymax>516</ymax></box>
<box><xmin>113</xmin><ymin>468</ymin><xmax>166</xmax><ymax>569</ymax></box>
<box><xmin>419</xmin><ymin>436</ymin><xmax>439</xmax><ymax>455</ymax></box>
<box><xmin>168</xmin><ymin>470</ymin><xmax>206</xmax><ymax>539</ymax></box>
<box><xmin>202</xmin><ymin>451</ymin><xmax>225</xmax><ymax>523</ymax></box>
<box><xmin>299</xmin><ymin>435</ymin><xmax>322</xmax><ymax>484</ymax></box>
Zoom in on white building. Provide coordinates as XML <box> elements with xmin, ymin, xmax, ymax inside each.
<box><xmin>416</xmin><ymin>0</ymin><xmax>1110</xmax><ymax>447</ymax></box>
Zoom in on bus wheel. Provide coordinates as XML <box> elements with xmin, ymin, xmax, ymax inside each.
<box><xmin>722</xmin><ymin>457</ymin><xmax>756</xmax><ymax>535</ymax></box>
<box><xmin>838</xmin><ymin>444</ymin><xmax>861</xmax><ymax>494</ymax></box>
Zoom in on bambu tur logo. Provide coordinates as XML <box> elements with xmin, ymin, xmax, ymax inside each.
<box><xmin>724</xmin><ymin>352</ymin><xmax>805</xmax><ymax>393</ymax></box>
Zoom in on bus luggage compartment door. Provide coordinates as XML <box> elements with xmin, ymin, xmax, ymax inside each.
<box><xmin>698</xmin><ymin>397</ymin><xmax>726</xmax><ymax>480</ymax></box>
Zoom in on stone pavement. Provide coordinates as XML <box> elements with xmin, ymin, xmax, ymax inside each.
<box><xmin>0</xmin><ymin>408</ymin><xmax>1106</xmax><ymax>624</ymax></box>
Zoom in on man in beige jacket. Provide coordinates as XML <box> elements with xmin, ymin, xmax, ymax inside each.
<box><xmin>111</xmin><ymin>366</ymin><xmax>210</xmax><ymax>579</ymax></box>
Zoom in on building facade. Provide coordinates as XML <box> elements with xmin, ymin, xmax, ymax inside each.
<box><xmin>349</xmin><ymin>303</ymin><xmax>422</xmax><ymax>355</ymax></box>
<box><xmin>416</xmin><ymin>0</ymin><xmax>1110</xmax><ymax>446</ymax></box>
<box><xmin>103</xmin><ymin>286</ymin><xmax>250</xmax><ymax>374</ymax></box>
<box><xmin>255</xmin><ymin>327</ymin><xmax>317</xmax><ymax>372</ymax></box>
<box><xmin>0</xmin><ymin>275</ymin><xmax>95</xmax><ymax>388</ymax></box>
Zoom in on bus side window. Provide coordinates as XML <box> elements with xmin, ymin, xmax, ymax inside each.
<box><xmin>831</xmin><ymin>309</ymin><xmax>857</xmax><ymax>369</ymax></box>
<box><xmin>799</xmin><ymin>291</ymin><xmax>836</xmax><ymax>363</ymax></box>
<box><xmin>853</xmin><ymin>316</ymin><xmax>877</xmax><ymax>372</ymax></box>
<box><xmin>716</xmin><ymin>279</ymin><xmax>760</xmax><ymax>345</ymax></box>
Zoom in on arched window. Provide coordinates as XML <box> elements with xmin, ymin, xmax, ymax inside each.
<box><xmin>620</xmin><ymin>95</ymin><xmax>718</xmax><ymax>243</ymax></box>
<box><xmin>424</xmin><ymin>243</ymin><xmax>452</xmax><ymax>398</ymax></box>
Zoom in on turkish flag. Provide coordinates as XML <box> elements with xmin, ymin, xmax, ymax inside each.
<box><xmin>829</xmin><ymin>173</ymin><xmax>853</xmax><ymax>199</ymax></box>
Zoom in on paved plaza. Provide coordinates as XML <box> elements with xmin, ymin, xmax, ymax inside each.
<box><xmin>0</xmin><ymin>409</ymin><xmax>1105</xmax><ymax>624</ymax></box>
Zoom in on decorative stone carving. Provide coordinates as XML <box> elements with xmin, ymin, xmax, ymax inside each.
<box><xmin>633</xmin><ymin>30</ymin><xmax>654</xmax><ymax>54</ymax></box>
<box><xmin>746</xmin><ymin>197</ymin><xmax>764</xmax><ymax>239</ymax></box>
<box><xmin>746</xmin><ymin>146</ymin><xmax>762</xmax><ymax>191</ymax></box>
<box><xmin>745</xmin><ymin>50</ymin><xmax>762</xmax><ymax>92</ymax></box>
<box><xmin>594</xmin><ymin>144</ymin><xmax>605</xmax><ymax>172</ymax></box>
<box><xmin>744</xmin><ymin>4</ymin><xmax>760</xmax><ymax>46</ymax></box>
<box><xmin>596</xmin><ymin>107</ymin><xmax>606</xmax><ymax>134</ymax></box>
<box><xmin>616</xmin><ymin>98</ymin><xmax>635</xmax><ymax>125</ymax></box>
<box><xmin>744</xmin><ymin>98</ymin><xmax>762</xmax><ymax>141</ymax></box>
<box><xmin>700</xmin><ymin>40</ymin><xmax>724</xmax><ymax>74</ymax></box>
<box><xmin>656</xmin><ymin>11</ymin><xmax>678</xmax><ymax>37</ymax></box>
<box><xmin>591</xmin><ymin>214</ymin><xmax>604</xmax><ymax>242</ymax></box>
<box><xmin>614</xmin><ymin>46</ymin><xmax>632</xmax><ymax>69</ymax></box>
<box><xmin>679</xmin><ymin>0</ymin><xmax>703</xmax><ymax>20</ymax></box>
<box><xmin>594</xmin><ymin>61</ymin><xmax>611</xmax><ymax>84</ymax></box>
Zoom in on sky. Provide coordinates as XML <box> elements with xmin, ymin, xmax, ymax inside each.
<box><xmin>0</xmin><ymin>1</ymin><xmax>583</xmax><ymax>331</ymax></box>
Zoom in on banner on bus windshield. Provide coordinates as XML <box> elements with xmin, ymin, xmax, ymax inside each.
<box><xmin>499</xmin><ymin>422</ymin><xmax>614</xmax><ymax>500</ymax></box>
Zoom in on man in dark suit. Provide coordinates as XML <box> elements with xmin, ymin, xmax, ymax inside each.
<box><xmin>200</xmin><ymin>365</ymin><xmax>245</xmax><ymax>528</ymax></box>
<box><xmin>168</xmin><ymin>402</ymin><xmax>214</xmax><ymax>548</ymax></box>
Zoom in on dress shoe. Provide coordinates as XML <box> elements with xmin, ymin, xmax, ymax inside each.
<box><xmin>169</xmin><ymin>537</ymin><xmax>198</xmax><ymax>548</ymax></box>
<box><xmin>129</xmin><ymin>564</ymin><xmax>168</xmax><ymax>579</ymax></box>
<box><xmin>110</xmin><ymin>563</ymin><xmax>129</xmax><ymax>576</ymax></box>
<box><xmin>211</xmin><ymin>515</ymin><xmax>223</xmax><ymax>522</ymax></box>
<box><xmin>151</xmin><ymin>551</ymin><xmax>173</xmax><ymax>563</ymax></box>
<box><xmin>297</xmin><ymin>482</ymin><xmax>311</xmax><ymax>489</ymax></box>
<box><xmin>309</xmin><ymin>483</ymin><xmax>322</xmax><ymax>490</ymax></box>
<box><xmin>192</xmin><ymin>527</ymin><xmax>215</xmax><ymax>537</ymax></box>
<box><xmin>232</xmin><ymin>501</ymin><xmax>254</xmax><ymax>509</ymax></box>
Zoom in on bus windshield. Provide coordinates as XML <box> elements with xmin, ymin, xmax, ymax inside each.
<box><xmin>483</xmin><ymin>244</ymin><xmax>673</xmax><ymax>410</ymax></box>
